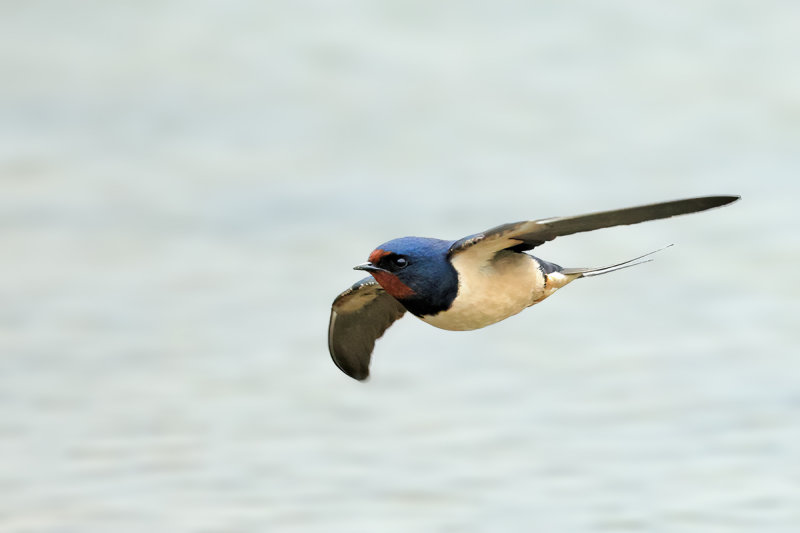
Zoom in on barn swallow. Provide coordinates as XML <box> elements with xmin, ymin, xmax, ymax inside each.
<box><xmin>329</xmin><ymin>195</ymin><xmax>739</xmax><ymax>380</ymax></box>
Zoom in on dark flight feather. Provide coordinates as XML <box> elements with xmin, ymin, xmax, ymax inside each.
<box><xmin>449</xmin><ymin>196</ymin><xmax>739</xmax><ymax>255</ymax></box>
<box><xmin>328</xmin><ymin>277</ymin><xmax>406</xmax><ymax>380</ymax></box>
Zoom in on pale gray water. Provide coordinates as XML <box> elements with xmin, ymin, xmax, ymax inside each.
<box><xmin>1</xmin><ymin>2</ymin><xmax>799</xmax><ymax>531</ymax></box>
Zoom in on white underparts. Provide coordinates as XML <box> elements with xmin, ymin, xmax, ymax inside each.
<box><xmin>419</xmin><ymin>251</ymin><xmax>580</xmax><ymax>331</ymax></box>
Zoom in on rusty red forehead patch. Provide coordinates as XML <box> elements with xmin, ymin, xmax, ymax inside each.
<box><xmin>368</xmin><ymin>248</ymin><xmax>391</xmax><ymax>264</ymax></box>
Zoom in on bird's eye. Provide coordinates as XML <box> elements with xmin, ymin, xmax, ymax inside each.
<box><xmin>392</xmin><ymin>256</ymin><xmax>408</xmax><ymax>269</ymax></box>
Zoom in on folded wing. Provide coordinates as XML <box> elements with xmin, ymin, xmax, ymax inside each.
<box><xmin>328</xmin><ymin>277</ymin><xmax>407</xmax><ymax>380</ymax></box>
<box><xmin>449</xmin><ymin>195</ymin><xmax>739</xmax><ymax>256</ymax></box>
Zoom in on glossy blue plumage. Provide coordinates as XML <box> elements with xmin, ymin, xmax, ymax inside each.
<box><xmin>372</xmin><ymin>237</ymin><xmax>459</xmax><ymax>317</ymax></box>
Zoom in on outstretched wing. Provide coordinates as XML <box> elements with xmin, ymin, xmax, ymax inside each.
<box><xmin>449</xmin><ymin>195</ymin><xmax>739</xmax><ymax>256</ymax></box>
<box><xmin>328</xmin><ymin>277</ymin><xmax>407</xmax><ymax>381</ymax></box>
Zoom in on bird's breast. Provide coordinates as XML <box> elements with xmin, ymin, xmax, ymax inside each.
<box><xmin>419</xmin><ymin>250</ymin><xmax>546</xmax><ymax>331</ymax></box>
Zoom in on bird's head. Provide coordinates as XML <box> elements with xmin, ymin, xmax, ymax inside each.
<box><xmin>354</xmin><ymin>236</ymin><xmax>458</xmax><ymax>316</ymax></box>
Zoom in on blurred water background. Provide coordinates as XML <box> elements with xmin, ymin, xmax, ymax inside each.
<box><xmin>1</xmin><ymin>1</ymin><xmax>799</xmax><ymax>531</ymax></box>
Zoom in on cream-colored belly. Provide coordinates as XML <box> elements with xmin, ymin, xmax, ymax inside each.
<box><xmin>420</xmin><ymin>251</ymin><xmax>547</xmax><ymax>331</ymax></box>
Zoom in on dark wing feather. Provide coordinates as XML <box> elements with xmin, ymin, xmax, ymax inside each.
<box><xmin>449</xmin><ymin>195</ymin><xmax>739</xmax><ymax>256</ymax></box>
<box><xmin>328</xmin><ymin>277</ymin><xmax>406</xmax><ymax>381</ymax></box>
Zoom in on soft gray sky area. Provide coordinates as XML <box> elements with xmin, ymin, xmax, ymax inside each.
<box><xmin>1</xmin><ymin>2</ymin><xmax>798</xmax><ymax>532</ymax></box>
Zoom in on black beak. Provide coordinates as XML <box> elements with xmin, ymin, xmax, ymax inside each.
<box><xmin>353</xmin><ymin>262</ymin><xmax>381</xmax><ymax>272</ymax></box>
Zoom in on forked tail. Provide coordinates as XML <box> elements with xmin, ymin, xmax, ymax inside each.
<box><xmin>559</xmin><ymin>244</ymin><xmax>674</xmax><ymax>278</ymax></box>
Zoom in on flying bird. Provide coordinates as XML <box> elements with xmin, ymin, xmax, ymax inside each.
<box><xmin>329</xmin><ymin>195</ymin><xmax>739</xmax><ymax>380</ymax></box>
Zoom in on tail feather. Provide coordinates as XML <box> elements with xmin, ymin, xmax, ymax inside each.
<box><xmin>559</xmin><ymin>244</ymin><xmax>673</xmax><ymax>278</ymax></box>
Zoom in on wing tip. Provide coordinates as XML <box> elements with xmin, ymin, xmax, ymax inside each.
<box><xmin>351</xmin><ymin>369</ymin><xmax>370</xmax><ymax>381</ymax></box>
<box><xmin>329</xmin><ymin>348</ymin><xmax>371</xmax><ymax>381</ymax></box>
<box><xmin>707</xmin><ymin>194</ymin><xmax>741</xmax><ymax>207</ymax></box>
<box><xmin>336</xmin><ymin>359</ymin><xmax>370</xmax><ymax>381</ymax></box>
<box><xmin>687</xmin><ymin>194</ymin><xmax>740</xmax><ymax>214</ymax></box>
